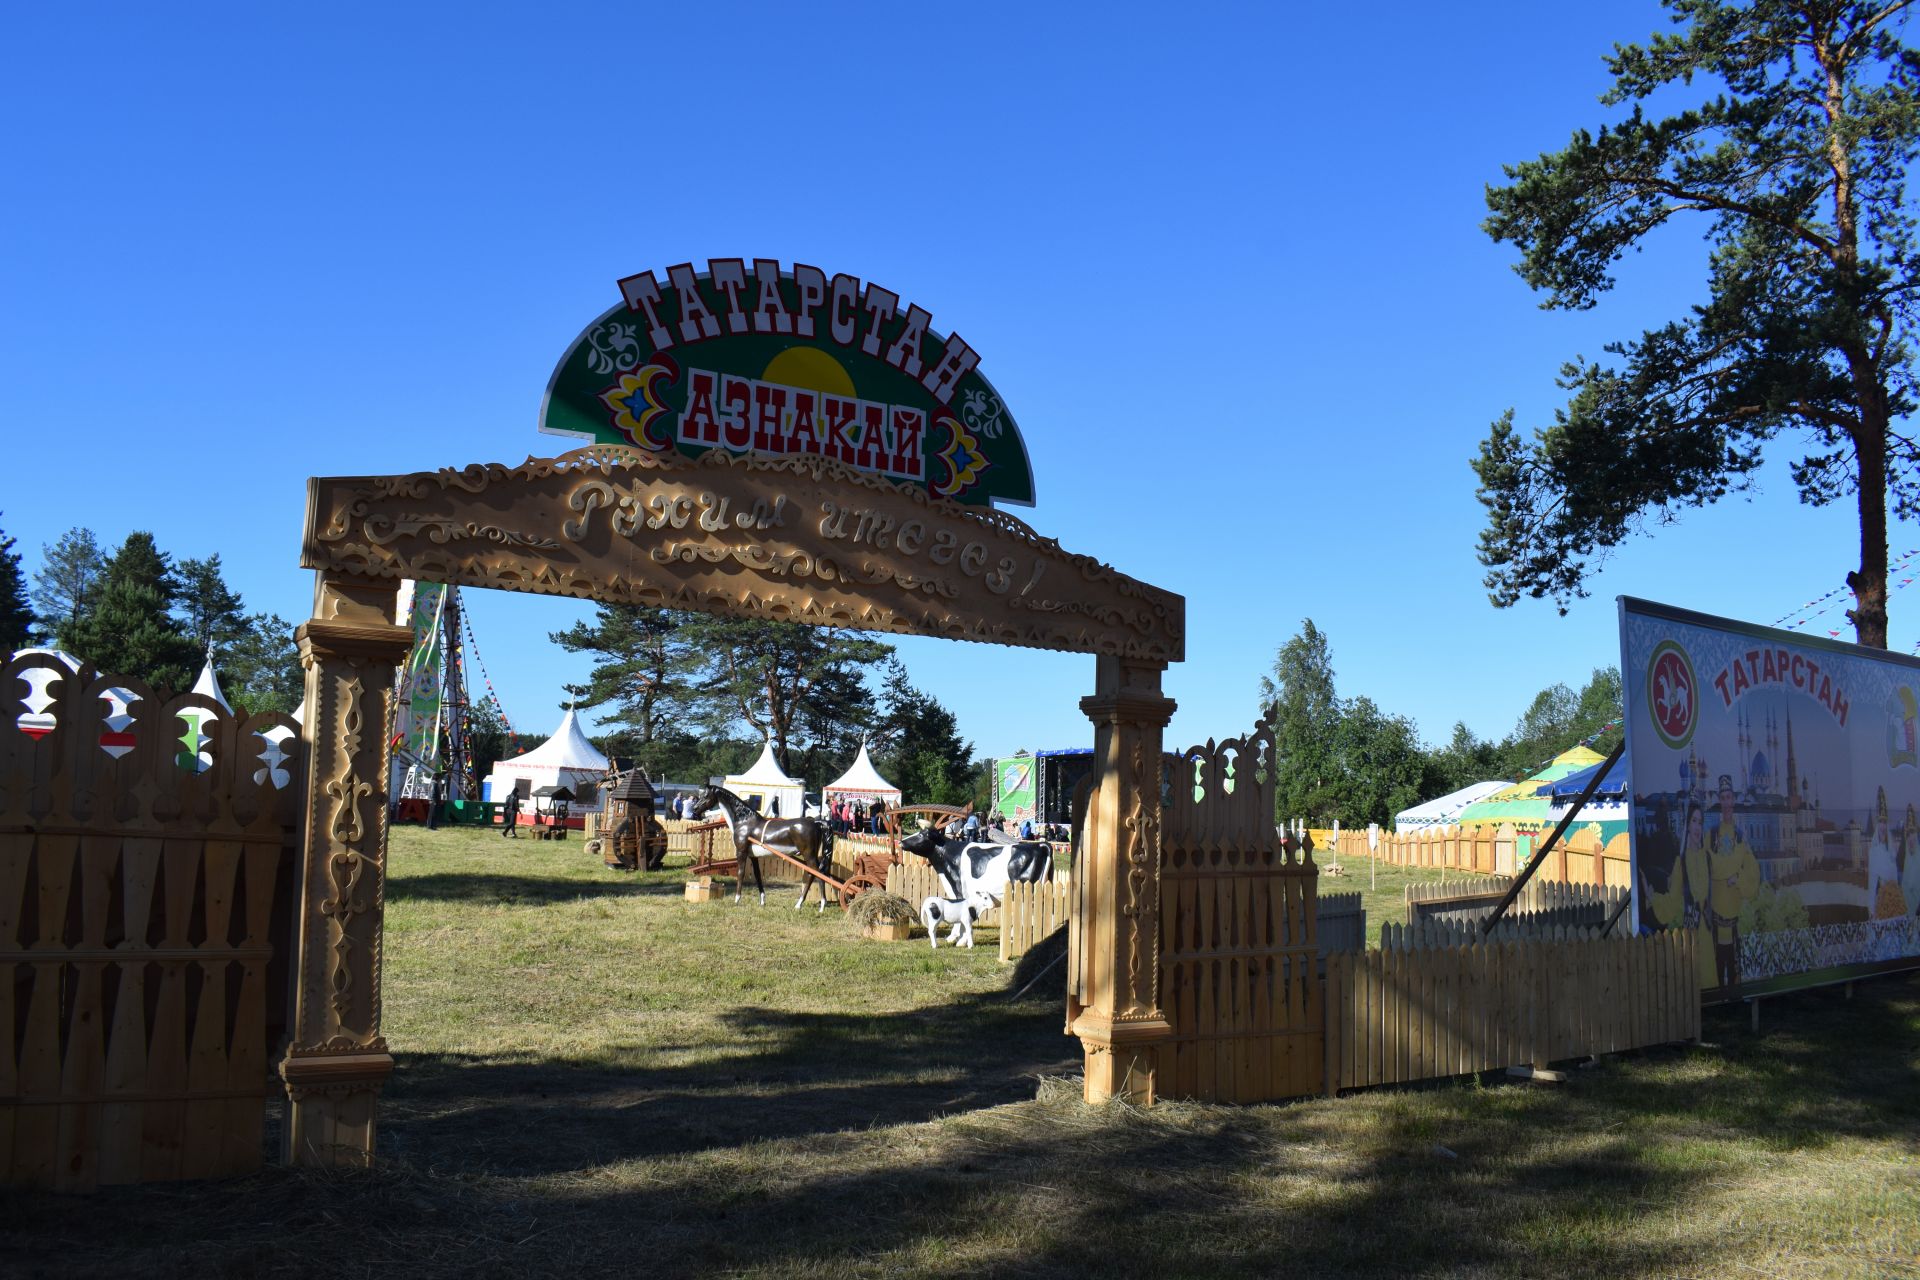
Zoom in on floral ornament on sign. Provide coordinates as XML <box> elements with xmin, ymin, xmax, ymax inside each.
<box><xmin>931</xmin><ymin>411</ymin><xmax>990</xmax><ymax>498</ymax></box>
<box><xmin>584</xmin><ymin>321</ymin><xmax>646</xmax><ymax>375</ymax></box>
<box><xmin>599</xmin><ymin>354</ymin><xmax>681</xmax><ymax>452</ymax></box>
<box><xmin>960</xmin><ymin>386</ymin><xmax>1005</xmax><ymax>439</ymax></box>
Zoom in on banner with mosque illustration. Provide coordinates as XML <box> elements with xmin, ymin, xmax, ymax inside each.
<box><xmin>1620</xmin><ymin>596</ymin><xmax>1920</xmax><ymax>1000</ymax></box>
<box><xmin>538</xmin><ymin>259</ymin><xmax>1035</xmax><ymax>508</ymax></box>
<box><xmin>392</xmin><ymin>583</ymin><xmax>447</xmax><ymax>768</ymax></box>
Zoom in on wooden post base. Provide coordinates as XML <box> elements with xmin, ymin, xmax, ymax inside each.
<box><xmin>1074</xmin><ymin>1012</ymin><xmax>1173</xmax><ymax>1104</ymax></box>
<box><xmin>280</xmin><ymin>1050</ymin><xmax>394</xmax><ymax>1168</ymax></box>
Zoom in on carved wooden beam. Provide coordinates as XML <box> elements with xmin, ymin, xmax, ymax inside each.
<box><xmin>302</xmin><ymin>448</ymin><xmax>1184</xmax><ymax>662</ymax></box>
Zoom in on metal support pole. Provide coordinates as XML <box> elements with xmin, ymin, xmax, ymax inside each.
<box><xmin>1480</xmin><ymin>739</ymin><xmax>1626</xmax><ymax>936</ymax></box>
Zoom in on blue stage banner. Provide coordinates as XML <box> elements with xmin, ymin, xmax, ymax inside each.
<box><xmin>1619</xmin><ymin>596</ymin><xmax>1920</xmax><ymax>1000</ymax></box>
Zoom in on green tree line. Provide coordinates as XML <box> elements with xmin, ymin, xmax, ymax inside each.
<box><xmin>1</xmin><ymin>520</ymin><xmax>302</xmax><ymax>717</ymax></box>
<box><xmin>1262</xmin><ymin>618</ymin><xmax>1623</xmax><ymax>827</ymax></box>
<box><xmin>552</xmin><ymin>604</ymin><xmax>981</xmax><ymax>803</ymax></box>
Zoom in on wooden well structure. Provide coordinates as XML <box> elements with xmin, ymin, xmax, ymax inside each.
<box><xmin>596</xmin><ymin>768</ymin><xmax>665</xmax><ymax>871</ymax></box>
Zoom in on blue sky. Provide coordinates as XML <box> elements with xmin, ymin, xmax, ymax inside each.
<box><xmin>3</xmin><ymin>2</ymin><xmax>1912</xmax><ymax>771</ymax></box>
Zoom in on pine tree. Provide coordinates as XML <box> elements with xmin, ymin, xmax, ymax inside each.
<box><xmin>177</xmin><ymin>555</ymin><xmax>249</xmax><ymax>657</ymax></box>
<box><xmin>32</xmin><ymin>527</ymin><xmax>106</xmax><ymax>648</ymax></box>
<box><xmin>1478</xmin><ymin>0</ymin><xmax>1920</xmax><ymax>647</ymax></box>
<box><xmin>1260</xmin><ymin>620</ymin><xmax>1343</xmax><ymax>824</ymax></box>
<box><xmin>870</xmin><ymin>660</ymin><xmax>974</xmax><ymax>803</ymax></box>
<box><xmin>66</xmin><ymin>532</ymin><xmax>199</xmax><ymax>690</ymax></box>
<box><xmin>224</xmin><ymin>612</ymin><xmax>303</xmax><ymax>715</ymax></box>
<box><xmin>0</xmin><ymin>517</ymin><xmax>33</xmax><ymax>656</ymax></box>
<box><xmin>675</xmin><ymin>615</ymin><xmax>893</xmax><ymax>774</ymax></box>
<box><xmin>551</xmin><ymin>605</ymin><xmax>697</xmax><ymax>774</ymax></box>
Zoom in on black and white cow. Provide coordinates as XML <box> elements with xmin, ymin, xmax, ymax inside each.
<box><xmin>898</xmin><ymin>824</ymin><xmax>1053</xmax><ymax>903</ymax></box>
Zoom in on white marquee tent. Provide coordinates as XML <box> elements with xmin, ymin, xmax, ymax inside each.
<box><xmin>1392</xmin><ymin>779</ymin><xmax>1512</xmax><ymax>834</ymax></box>
<box><xmin>482</xmin><ymin>709</ymin><xmax>611</xmax><ymax>814</ymax></box>
<box><xmin>723</xmin><ymin>739</ymin><xmax>806</xmax><ymax>818</ymax></box>
<box><xmin>823</xmin><ymin>741</ymin><xmax>901</xmax><ymax>808</ymax></box>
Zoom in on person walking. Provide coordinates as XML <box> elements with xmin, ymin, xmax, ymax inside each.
<box><xmin>501</xmin><ymin>790</ymin><xmax>520</xmax><ymax>838</ymax></box>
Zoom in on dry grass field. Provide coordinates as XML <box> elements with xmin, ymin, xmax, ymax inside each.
<box><xmin>5</xmin><ymin>827</ymin><xmax>1917</xmax><ymax>1279</ymax></box>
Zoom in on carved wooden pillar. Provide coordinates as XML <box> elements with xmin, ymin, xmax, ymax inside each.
<box><xmin>281</xmin><ymin>573</ymin><xmax>410</xmax><ymax>1167</ymax></box>
<box><xmin>1071</xmin><ymin>654</ymin><xmax>1175</xmax><ymax>1103</ymax></box>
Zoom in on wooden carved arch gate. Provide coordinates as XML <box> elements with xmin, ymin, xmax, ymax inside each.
<box><xmin>287</xmin><ymin>446</ymin><xmax>1186</xmax><ymax>1165</ymax></box>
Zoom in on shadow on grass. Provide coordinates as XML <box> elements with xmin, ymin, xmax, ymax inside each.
<box><xmin>7</xmin><ymin>976</ymin><xmax>1914</xmax><ymax>1279</ymax></box>
<box><xmin>381</xmin><ymin>988</ymin><xmax>1076</xmax><ymax>1175</ymax></box>
<box><xmin>388</xmin><ymin>873</ymin><xmax>694</xmax><ymax>905</ymax></box>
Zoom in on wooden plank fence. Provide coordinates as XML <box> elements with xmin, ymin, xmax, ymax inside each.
<box><xmin>1405</xmin><ymin>875</ymin><xmax>1626</xmax><ymax>930</ymax></box>
<box><xmin>885</xmin><ymin>859</ymin><xmax>999</xmax><ymax>925</ymax></box>
<box><xmin>1324</xmin><ymin>929</ymin><xmax>1699</xmax><ymax>1093</ymax></box>
<box><xmin>1318</xmin><ymin>891</ymin><xmax>1365</xmax><ymax>955</ymax></box>
<box><xmin>1382</xmin><ymin>916</ymin><xmax>1603</xmax><ymax>949</ymax></box>
<box><xmin>1323</xmin><ymin>822</ymin><xmax>1634</xmax><ymax>890</ymax></box>
<box><xmin>1</xmin><ymin>652</ymin><xmax>305</xmax><ymax>1189</ymax></box>
<box><xmin>999</xmin><ymin>879</ymin><xmax>1070</xmax><ymax>961</ymax></box>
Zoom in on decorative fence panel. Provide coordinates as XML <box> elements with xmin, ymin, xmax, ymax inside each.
<box><xmin>1157</xmin><ymin>726</ymin><xmax>1323</xmax><ymax>1103</ymax></box>
<box><xmin>1324</xmin><ymin>929</ymin><xmax>1698</xmax><ymax>1093</ymax></box>
<box><xmin>1</xmin><ymin>653</ymin><xmax>305</xmax><ymax>1190</ymax></box>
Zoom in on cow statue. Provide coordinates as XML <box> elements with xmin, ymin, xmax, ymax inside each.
<box><xmin>919</xmin><ymin>889</ymin><xmax>998</xmax><ymax>949</ymax></box>
<box><xmin>898</xmin><ymin>822</ymin><xmax>1053</xmax><ymax>904</ymax></box>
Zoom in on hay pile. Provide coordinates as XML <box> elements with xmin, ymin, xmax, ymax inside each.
<box><xmin>848</xmin><ymin>890</ymin><xmax>915</xmax><ymax>928</ymax></box>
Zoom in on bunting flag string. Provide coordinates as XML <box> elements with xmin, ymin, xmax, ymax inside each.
<box><xmin>460</xmin><ymin>604</ymin><xmax>515</xmax><ymax>735</ymax></box>
<box><xmin>1494</xmin><ymin>554</ymin><xmax>1918</xmax><ymax>785</ymax></box>
<box><xmin>1772</xmin><ymin>546</ymin><xmax>1920</xmax><ymax>632</ymax></box>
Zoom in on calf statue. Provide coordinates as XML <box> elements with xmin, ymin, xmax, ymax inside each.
<box><xmin>920</xmin><ymin>889</ymin><xmax>999</xmax><ymax>949</ymax></box>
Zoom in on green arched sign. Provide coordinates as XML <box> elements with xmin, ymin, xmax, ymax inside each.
<box><xmin>539</xmin><ymin>259</ymin><xmax>1035</xmax><ymax>508</ymax></box>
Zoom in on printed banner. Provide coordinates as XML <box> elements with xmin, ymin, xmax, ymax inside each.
<box><xmin>1620</xmin><ymin>597</ymin><xmax>1920</xmax><ymax>999</ymax></box>
<box><xmin>995</xmin><ymin>756</ymin><xmax>1037</xmax><ymax>821</ymax></box>
<box><xmin>393</xmin><ymin>583</ymin><xmax>447</xmax><ymax>767</ymax></box>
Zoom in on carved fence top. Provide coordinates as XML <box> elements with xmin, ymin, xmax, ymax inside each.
<box><xmin>304</xmin><ymin>448</ymin><xmax>1184</xmax><ymax>662</ymax></box>
<box><xmin>1</xmin><ymin>651</ymin><xmax>303</xmax><ymax>836</ymax></box>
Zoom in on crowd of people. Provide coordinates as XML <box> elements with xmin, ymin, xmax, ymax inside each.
<box><xmin>828</xmin><ymin>797</ymin><xmax>889</xmax><ymax>834</ymax></box>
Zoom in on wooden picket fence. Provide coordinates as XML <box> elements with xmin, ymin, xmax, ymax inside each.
<box><xmin>885</xmin><ymin>859</ymin><xmax>998</xmax><ymax>925</ymax></box>
<box><xmin>1324</xmin><ymin>822</ymin><xmax>1634</xmax><ymax>891</ymax></box>
<box><xmin>1317</xmin><ymin>891</ymin><xmax>1365</xmax><ymax>955</ymax></box>
<box><xmin>1404</xmin><ymin>875</ymin><xmax>1626</xmax><ymax>930</ymax></box>
<box><xmin>1</xmin><ymin>652</ymin><xmax>305</xmax><ymax>1189</ymax></box>
<box><xmin>1324</xmin><ymin>929</ymin><xmax>1699</xmax><ymax>1093</ymax></box>
<box><xmin>1381</xmin><ymin>916</ymin><xmax>1603</xmax><ymax>949</ymax></box>
<box><xmin>999</xmin><ymin>878</ymin><xmax>1070</xmax><ymax>961</ymax></box>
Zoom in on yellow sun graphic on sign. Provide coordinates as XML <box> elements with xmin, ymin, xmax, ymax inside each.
<box><xmin>761</xmin><ymin>346</ymin><xmax>856</xmax><ymax>398</ymax></box>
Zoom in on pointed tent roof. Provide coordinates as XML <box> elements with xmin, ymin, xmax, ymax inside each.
<box><xmin>730</xmin><ymin>737</ymin><xmax>802</xmax><ymax>788</ymax></box>
<box><xmin>496</xmin><ymin>709</ymin><xmax>610</xmax><ymax>772</ymax></box>
<box><xmin>191</xmin><ymin>658</ymin><xmax>232</xmax><ymax>713</ymax></box>
<box><xmin>1456</xmin><ymin>746</ymin><xmax>1605</xmax><ymax>829</ymax></box>
<box><xmin>824</xmin><ymin>741</ymin><xmax>900</xmax><ymax>797</ymax></box>
<box><xmin>1395</xmin><ymin>779</ymin><xmax>1512</xmax><ymax>829</ymax></box>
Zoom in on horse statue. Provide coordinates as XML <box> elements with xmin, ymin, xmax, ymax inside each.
<box><xmin>694</xmin><ymin>784</ymin><xmax>837</xmax><ymax>909</ymax></box>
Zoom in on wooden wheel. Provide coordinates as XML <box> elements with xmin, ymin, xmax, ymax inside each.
<box><xmin>837</xmin><ymin>873</ymin><xmax>886</xmax><ymax>910</ymax></box>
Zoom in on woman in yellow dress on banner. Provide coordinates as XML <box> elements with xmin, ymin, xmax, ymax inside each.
<box><xmin>1645</xmin><ymin>799</ymin><xmax>1717</xmax><ymax>988</ymax></box>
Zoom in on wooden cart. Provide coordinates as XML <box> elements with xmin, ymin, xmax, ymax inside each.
<box><xmin>834</xmin><ymin>802</ymin><xmax>974</xmax><ymax>904</ymax></box>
